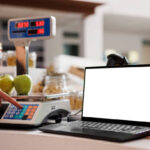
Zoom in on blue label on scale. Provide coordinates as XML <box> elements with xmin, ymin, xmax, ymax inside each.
<box><xmin>9</xmin><ymin>18</ymin><xmax>50</xmax><ymax>39</ymax></box>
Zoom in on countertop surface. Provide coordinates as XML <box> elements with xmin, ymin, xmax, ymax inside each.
<box><xmin>0</xmin><ymin>129</ymin><xmax>150</xmax><ymax>150</ymax></box>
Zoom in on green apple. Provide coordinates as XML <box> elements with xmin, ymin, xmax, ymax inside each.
<box><xmin>0</xmin><ymin>74</ymin><xmax>14</xmax><ymax>94</ymax></box>
<box><xmin>14</xmin><ymin>74</ymin><xmax>32</xmax><ymax>95</ymax></box>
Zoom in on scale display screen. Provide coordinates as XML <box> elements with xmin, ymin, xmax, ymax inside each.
<box><xmin>9</xmin><ymin>17</ymin><xmax>51</xmax><ymax>39</ymax></box>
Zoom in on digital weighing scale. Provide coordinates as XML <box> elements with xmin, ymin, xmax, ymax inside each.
<box><xmin>0</xmin><ymin>16</ymin><xmax>70</xmax><ymax>127</ymax></box>
<box><xmin>0</xmin><ymin>98</ymin><xmax>70</xmax><ymax>127</ymax></box>
<box><xmin>8</xmin><ymin>16</ymin><xmax>56</xmax><ymax>75</ymax></box>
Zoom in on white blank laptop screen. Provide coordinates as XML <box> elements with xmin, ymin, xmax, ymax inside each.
<box><xmin>83</xmin><ymin>67</ymin><xmax>150</xmax><ymax>123</ymax></box>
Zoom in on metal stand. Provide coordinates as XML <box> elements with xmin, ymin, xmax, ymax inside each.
<box><xmin>15</xmin><ymin>46</ymin><xmax>29</xmax><ymax>75</ymax></box>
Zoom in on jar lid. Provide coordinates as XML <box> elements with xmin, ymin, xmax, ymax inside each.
<box><xmin>45</xmin><ymin>73</ymin><xmax>67</xmax><ymax>83</ymax></box>
<box><xmin>7</xmin><ymin>51</ymin><xmax>36</xmax><ymax>56</ymax></box>
<box><xmin>7</xmin><ymin>50</ymin><xmax>15</xmax><ymax>53</ymax></box>
<box><xmin>29</xmin><ymin>52</ymin><xmax>37</xmax><ymax>58</ymax></box>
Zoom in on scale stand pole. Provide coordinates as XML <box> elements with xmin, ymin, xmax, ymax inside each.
<box><xmin>15</xmin><ymin>45</ymin><xmax>29</xmax><ymax>75</ymax></box>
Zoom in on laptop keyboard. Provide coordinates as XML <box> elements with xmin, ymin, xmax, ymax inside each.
<box><xmin>75</xmin><ymin>121</ymin><xmax>150</xmax><ymax>134</ymax></box>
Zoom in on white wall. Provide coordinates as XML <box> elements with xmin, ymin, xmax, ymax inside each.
<box><xmin>82</xmin><ymin>7</ymin><xmax>104</xmax><ymax>60</ymax></box>
<box><xmin>82</xmin><ymin>0</ymin><xmax>150</xmax><ymax>64</ymax></box>
<box><xmin>104</xmin><ymin>0</ymin><xmax>150</xmax><ymax>18</ymax></box>
<box><xmin>85</xmin><ymin>0</ymin><xmax>150</xmax><ymax>18</ymax></box>
<box><xmin>104</xmin><ymin>30</ymin><xmax>150</xmax><ymax>62</ymax></box>
<box><xmin>104</xmin><ymin>31</ymin><xmax>142</xmax><ymax>52</ymax></box>
<box><xmin>44</xmin><ymin>0</ymin><xmax>150</xmax><ymax>66</ymax></box>
<box><xmin>44</xmin><ymin>22</ymin><xmax>83</xmax><ymax>67</ymax></box>
<box><xmin>44</xmin><ymin>27</ymin><xmax>63</xmax><ymax>67</ymax></box>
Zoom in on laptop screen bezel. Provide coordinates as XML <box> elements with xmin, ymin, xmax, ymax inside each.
<box><xmin>82</xmin><ymin>64</ymin><xmax>150</xmax><ymax>127</ymax></box>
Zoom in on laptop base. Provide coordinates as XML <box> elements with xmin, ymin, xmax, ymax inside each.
<box><xmin>39</xmin><ymin>121</ymin><xmax>150</xmax><ymax>142</ymax></box>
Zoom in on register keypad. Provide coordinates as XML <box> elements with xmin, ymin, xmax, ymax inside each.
<box><xmin>3</xmin><ymin>104</ymin><xmax>39</xmax><ymax>120</ymax></box>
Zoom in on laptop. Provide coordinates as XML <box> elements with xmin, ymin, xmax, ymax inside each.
<box><xmin>40</xmin><ymin>65</ymin><xmax>150</xmax><ymax>142</ymax></box>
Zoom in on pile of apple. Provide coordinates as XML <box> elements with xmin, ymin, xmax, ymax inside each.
<box><xmin>0</xmin><ymin>74</ymin><xmax>32</xmax><ymax>95</ymax></box>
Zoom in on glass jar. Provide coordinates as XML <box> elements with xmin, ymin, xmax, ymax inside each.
<box><xmin>6</xmin><ymin>51</ymin><xmax>37</xmax><ymax>67</ymax></box>
<box><xmin>43</xmin><ymin>73</ymin><xmax>68</xmax><ymax>95</ymax></box>
<box><xmin>0</xmin><ymin>50</ymin><xmax>3</xmax><ymax>66</ymax></box>
<box><xmin>0</xmin><ymin>43</ymin><xmax>3</xmax><ymax>66</ymax></box>
<box><xmin>29</xmin><ymin>52</ymin><xmax>37</xmax><ymax>68</ymax></box>
<box><xmin>2</xmin><ymin>52</ymin><xmax>7</xmax><ymax>66</ymax></box>
<box><xmin>74</xmin><ymin>91</ymin><xmax>83</xmax><ymax>110</ymax></box>
<box><xmin>68</xmin><ymin>91</ymin><xmax>83</xmax><ymax>110</ymax></box>
<box><xmin>7</xmin><ymin>51</ymin><xmax>16</xmax><ymax>66</ymax></box>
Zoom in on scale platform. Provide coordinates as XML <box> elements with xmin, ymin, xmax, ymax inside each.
<box><xmin>12</xmin><ymin>92</ymin><xmax>72</xmax><ymax>101</ymax></box>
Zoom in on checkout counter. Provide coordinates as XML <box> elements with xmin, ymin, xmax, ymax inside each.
<box><xmin>0</xmin><ymin>123</ymin><xmax>150</xmax><ymax>150</ymax></box>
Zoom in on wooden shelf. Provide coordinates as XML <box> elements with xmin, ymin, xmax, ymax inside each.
<box><xmin>0</xmin><ymin>0</ymin><xmax>103</xmax><ymax>15</ymax></box>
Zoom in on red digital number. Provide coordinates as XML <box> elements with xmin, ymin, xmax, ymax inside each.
<box><xmin>18</xmin><ymin>22</ymin><xmax>23</xmax><ymax>28</ymax></box>
<box><xmin>36</xmin><ymin>21</ymin><xmax>45</xmax><ymax>27</ymax></box>
<box><xmin>24</xmin><ymin>22</ymin><xmax>29</xmax><ymax>28</ymax></box>
<box><xmin>37</xmin><ymin>29</ymin><xmax>44</xmax><ymax>34</ymax></box>
<box><xmin>39</xmin><ymin>21</ymin><xmax>44</xmax><ymax>26</ymax></box>
<box><xmin>17</xmin><ymin>22</ymin><xmax>29</xmax><ymax>28</ymax></box>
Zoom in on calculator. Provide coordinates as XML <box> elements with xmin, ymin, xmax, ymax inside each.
<box><xmin>0</xmin><ymin>99</ymin><xmax>70</xmax><ymax>126</ymax></box>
